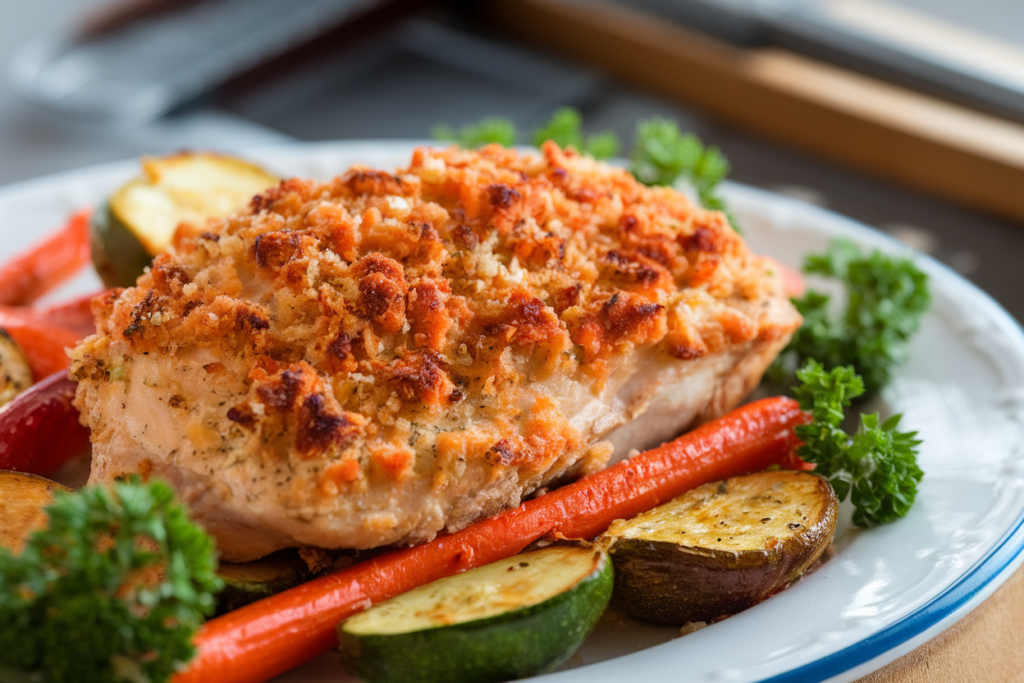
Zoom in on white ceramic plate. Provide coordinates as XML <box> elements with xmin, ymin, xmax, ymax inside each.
<box><xmin>3</xmin><ymin>141</ymin><xmax>1024</xmax><ymax>683</ymax></box>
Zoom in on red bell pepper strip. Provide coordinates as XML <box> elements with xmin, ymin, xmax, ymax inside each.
<box><xmin>0</xmin><ymin>209</ymin><xmax>91</xmax><ymax>306</ymax></box>
<box><xmin>175</xmin><ymin>396</ymin><xmax>809</xmax><ymax>683</ymax></box>
<box><xmin>0</xmin><ymin>372</ymin><xmax>90</xmax><ymax>477</ymax></box>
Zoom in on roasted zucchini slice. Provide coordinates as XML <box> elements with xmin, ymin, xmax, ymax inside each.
<box><xmin>0</xmin><ymin>331</ymin><xmax>32</xmax><ymax>408</ymax></box>
<box><xmin>0</xmin><ymin>470</ymin><xmax>71</xmax><ymax>555</ymax></box>
<box><xmin>215</xmin><ymin>551</ymin><xmax>311</xmax><ymax>614</ymax></box>
<box><xmin>91</xmin><ymin>152</ymin><xmax>278</xmax><ymax>287</ymax></box>
<box><xmin>602</xmin><ymin>470</ymin><xmax>837</xmax><ymax>625</ymax></box>
<box><xmin>337</xmin><ymin>545</ymin><xmax>613</xmax><ymax>683</ymax></box>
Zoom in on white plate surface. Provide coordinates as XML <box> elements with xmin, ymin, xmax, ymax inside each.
<box><xmin>3</xmin><ymin>141</ymin><xmax>1024</xmax><ymax>683</ymax></box>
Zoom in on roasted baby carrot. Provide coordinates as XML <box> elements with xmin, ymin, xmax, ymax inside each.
<box><xmin>0</xmin><ymin>372</ymin><xmax>90</xmax><ymax>477</ymax></box>
<box><xmin>0</xmin><ymin>321</ymin><xmax>82</xmax><ymax>381</ymax></box>
<box><xmin>0</xmin><ymin>209</ymin><xmax>91</xmax><ymax>306</ymax></box>
<box><xmin>0</xmin><ymin>290</ymin><xmax>103</xmax><ymax>381</ymax></box>
<box><xmin>22</xmin><ymin>290</ymin><xmax>102</xmax><ymax>337</ymax></box>
<box><xmin>175</xmin><ymin>396</ymin><xmax>808</xmax><ymax>683</ymax></box>
<box><xmin>0</xmin><ymin>290</ymin><xmax>101</xmax><ymax>380</ymax></box>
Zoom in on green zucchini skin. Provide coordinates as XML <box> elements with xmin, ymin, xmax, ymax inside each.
<box><xmin>604</xmin><ymin>470</ymin><xmax>837</xmax><ymax>625</ymax></box>
<box><xmin>338</xmin><ymin>547</ymin><xmax>613</xmax><ymax>683</ymax></box>
<box><xmin>90</xmin><ymin>201</ymin><xmax>155</xmax><ymax>289</ymax></box>
<box><xmin>215</xmin><ymin>552</ymin><xmax>311</xmax><ymax>615</ymax></box>
<box><xmin>89</xmin><ymin>153</ymin><xmax>279</xmax><ymax>288</ymax></box>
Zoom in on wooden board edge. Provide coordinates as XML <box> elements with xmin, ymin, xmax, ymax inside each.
<box><xmin>486</xmin><ymin>0</ymin><xmax>1024</xmax><ymax>224</ymax></box>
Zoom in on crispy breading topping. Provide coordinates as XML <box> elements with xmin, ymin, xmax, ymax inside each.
<box><xmin>229</xmin><ymin>362</ymin><xmax>364</xmax><ymax>460</ymax></box>
<box><xmin>73</xmin><ymin>143</ymin><xmax>792</xmax><ymax>490</ymax></box>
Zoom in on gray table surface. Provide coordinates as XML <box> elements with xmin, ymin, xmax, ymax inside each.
<box><xmin>1</xmin><ymin>0</ymin><xmax>1021</xmax><ymax>327</ymax></box>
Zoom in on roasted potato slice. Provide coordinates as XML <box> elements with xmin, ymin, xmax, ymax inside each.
<box><xmin>601</xmin><ymin>470</ymin><xmax>837</xmax><ymax>625</ymax></box>
<box><xmin>0</xmin><ymin>470</ymin><xmax>71</xmax><ymax>555</ymax></box>
<box><xmin>0</xmin><ymin>330</ymin><xmax>33</xmax><ymax>408</ymax></box>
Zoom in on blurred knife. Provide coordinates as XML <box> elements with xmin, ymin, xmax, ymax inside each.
<box><xmin>8</xmin><ymin>0</ymin><xmax>409</xmax><ymax>124</ymax></box>
<box><xmin>625</xmin><ymin>0</ymin><xmax>1024</xmax><ymax>123</ymax></box>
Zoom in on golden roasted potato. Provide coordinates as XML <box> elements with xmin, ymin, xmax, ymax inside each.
<box><xmin>0</xmin><ymin>470</ymin><xmax>71</xmax><ymax>555</ymax></box>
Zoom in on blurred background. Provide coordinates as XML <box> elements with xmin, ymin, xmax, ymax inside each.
<box><xmin>1</xmin><ymin>0</ymin><xmax>1023</xmax><ymax>321</ymax></box>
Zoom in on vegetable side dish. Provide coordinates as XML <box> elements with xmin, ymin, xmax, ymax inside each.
<box><xmin>0</xmin><ymin>117</ymin><xmax>928</xmax><ymax>683</ymax></box>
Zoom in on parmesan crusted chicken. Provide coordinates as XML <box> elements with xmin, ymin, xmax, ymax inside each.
<box><xmin>71</xmin><ymin>143</ymin><xmax>801</xmax><ymax>561</ymax></box>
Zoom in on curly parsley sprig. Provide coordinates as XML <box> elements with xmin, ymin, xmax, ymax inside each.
<box><xmin>770</xmin><ymin>239</ymin><xmax>930</xmax><ymax>395</ymax></box>
<box><xmin>629</xmin><ymin>118</ymin><xmax>731</xmax><ymax>217</ymax></box>
<box><xmin>794</xmin><ymin>360</ymin><xmax>923</xmax><ymax>528</ymax></box>
<box><xmin>530</xmin><ymin>107</ymin><xmax>620</xmax><ymax>159</ymax></box>
<box><xmin>431</xmin><ymin>117</ymin><xmax>518</xmax><ymax>149</ymax></box>
<box><xmin>432</xmin><ymin>108</ymin><xmax>620</xmax><ymax>160</ymax></box>
<box><xmin>0</xmin><ymin>478</ymin><xmax>222</xmax><ymax>683</ymax></box>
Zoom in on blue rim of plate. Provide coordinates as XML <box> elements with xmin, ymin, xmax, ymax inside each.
<box><xmin>758</xmin><ymin>512</ymin><xmax>1024</xmax><ymax>682</ymax></box>
<box><xmin>731</xmin><ymin>183</ymin><xmax>1024</xmax><ymax>682</ymax></box>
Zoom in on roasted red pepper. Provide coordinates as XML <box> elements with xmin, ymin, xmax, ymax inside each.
<box><xmin>0</xmin><ymin>323</ymin><xmax>82</xmax><ymax>382</ymax></box>
<box><xmin>18</xmin><ymin>290</ymin><xmax>102</xmax><ymax>338</ymax></box>
<box><xmin>0</xmin><ymin>372</ymin><xmax>90</xmax><ymax>477</ymax></box>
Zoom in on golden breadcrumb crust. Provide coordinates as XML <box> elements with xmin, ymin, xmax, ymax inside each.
<box><xmin>72</xmin><ymin>143</ymin><xmax>797</xmax><ymax>555</ymax></box>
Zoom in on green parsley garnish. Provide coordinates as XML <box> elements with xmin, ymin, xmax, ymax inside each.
<box><xmin>432</xmin><ymin>108</ymin><xmax>620</xmax><ymax>160</ymax></box>
<box><xmin>0</xmin><ymin>478</ymin><xmax>222</xmax><ymax>683</ymax></box>
<box><xmin>431</xmin><ymin>116</ymin><xmax>518</xmax><ymax>148</ymax></box>
<box><xmin>794</xmin><ymin>360</ymin><xmax>923</xmax><ymax>528</ymax></box>
<box><xmin>629</xmin><ymin>118</ymin><xmax>733</xmax><ymax>222</ymax></box>
<box><xmin>531</xmin><ymin>107</ymin><xmax>620</xmax><ymax>159</ymax></box>
<box><xmin>770</xmin><ymin>239</ymin><xmax>930</xmax><ymax>395</ymax></box>
<box><xmin>432</xmin><ymin>112</ymin><xmax>735</xmax><ymax>219</ymax></box>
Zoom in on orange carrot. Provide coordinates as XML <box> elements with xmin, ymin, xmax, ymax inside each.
<box><xmin>28</xmin><ymin>290</ymin><xmax>103</xmax><ymax>337</ymax></box>
<box><xmin>1</xmin><ymin>321</ymin><xmax>82</xmax><ymax>381</ymax></box>
<box><xmin>175</xmin><ymin>396</ymin><xmax>808</xmax><ymax>683</ymax></box>
<box><xmin>0</xmin><ymin>289</ymin><xmax>102</xmax><ymax>340</ymax></box>
<box><xmin>0</xmin><ymin>209</ymin><xmax>91</xmax><ymax>306</ymax></box>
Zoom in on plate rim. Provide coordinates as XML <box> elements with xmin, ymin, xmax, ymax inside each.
<box><xmin>724</xmin><ymin>181</ymin><xmax>1024</xmax><ymax>682</ymax></box>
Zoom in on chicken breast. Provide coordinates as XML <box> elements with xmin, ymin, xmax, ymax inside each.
<box><xmin>71</xmin><ymin>143</ymin><xmax>801</xmax><ymax>561</ymax></box>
